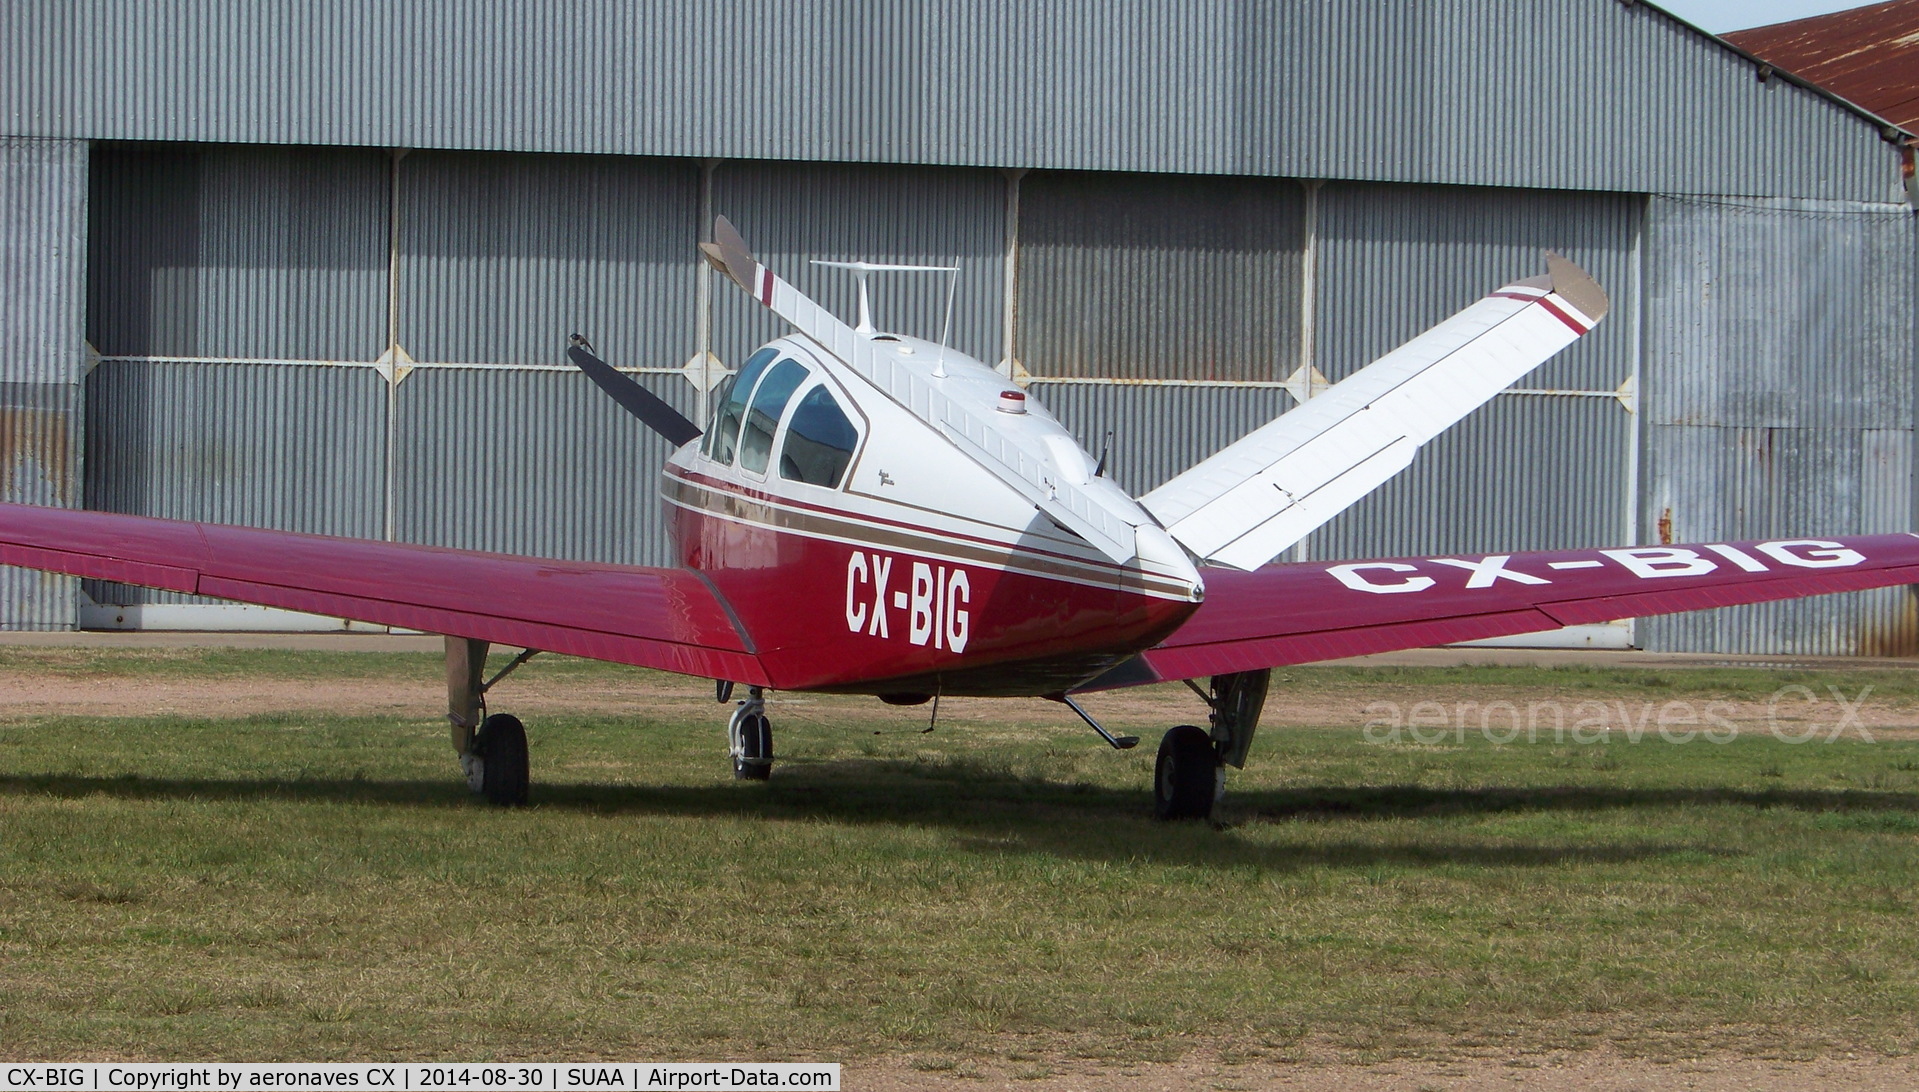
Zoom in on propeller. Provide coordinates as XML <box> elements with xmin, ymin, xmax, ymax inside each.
<box><xmin>565</xmin><ymin>334</ymin><xmax>703</xmax><ymax>448</ymax></box>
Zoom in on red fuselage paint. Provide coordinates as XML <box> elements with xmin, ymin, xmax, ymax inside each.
<box><xmin>665</xmin><ymin>467</ymin><xmax>1196</xmax><ymax>696</ymax></box>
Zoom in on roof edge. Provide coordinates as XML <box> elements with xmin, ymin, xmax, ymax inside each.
<box><xmin>1636</xmin><ymin>0</ymin><xmax>1915</xmax><ymax>145</ymax></box>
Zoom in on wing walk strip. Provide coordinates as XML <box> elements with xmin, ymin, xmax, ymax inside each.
<box><xmin>661</xmin><ymin>474</ymin><xmax>1198</xmax><ymax>600</ymax></box>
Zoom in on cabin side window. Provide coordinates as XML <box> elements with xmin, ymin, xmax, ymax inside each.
<box><xmin>778</xmin><ymin>385</ymin><xmax>859</xmax><ymax>488</ymax></box>
<box><xmin>738</xmin><ymin>359</ymin><xmax>809</xmax><ymax>475</ymax></box>
<box><xmin>704</xmin><ymin>347</ymin><xmax>778</xmax><ymax>464</ymax></box>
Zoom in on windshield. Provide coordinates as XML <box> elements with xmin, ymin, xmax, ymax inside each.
<box><xmin>705</xmin><ymin>347</ymin><xmax>778</xmax><ymax>464</ymax></box>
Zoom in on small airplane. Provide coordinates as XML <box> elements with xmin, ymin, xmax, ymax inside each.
<box><xmin>6</xmin><ymin>216</ymin><xmax>1918</xmax><ymax>821</ymax></box>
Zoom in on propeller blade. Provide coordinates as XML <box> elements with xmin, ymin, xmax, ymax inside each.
<box><xmin>565</xmin><ymin>338</ymin><xmax>702</xmax><ymax>448</ymax></box>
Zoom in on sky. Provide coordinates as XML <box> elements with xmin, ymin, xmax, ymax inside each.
<box><xmin>1655</xmin><ymin>0</ymin><xmax>1884</xmax><ymax>33</ymax></box>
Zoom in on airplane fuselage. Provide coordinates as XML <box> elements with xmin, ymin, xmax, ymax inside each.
<box><xmin>664</xmin><ymin>333</ymin><xmax>1205</xmax><ymax>696</ymax></box>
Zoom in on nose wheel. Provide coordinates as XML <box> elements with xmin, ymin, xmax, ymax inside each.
<box><xmin>1154</xmin><ymin>724</ymin><xmax>1223</xmax><ymax>820</ymax></box>
<box><xmin>727</xmin><ymin>685</ymin><xmax>774</xmax><ymax>780</ymax></box>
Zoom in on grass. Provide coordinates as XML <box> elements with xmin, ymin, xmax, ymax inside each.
<box><xmin>1</xmin><ymin>649</ymin><xmax>1918</xmax><ymax>1064</ymax></box>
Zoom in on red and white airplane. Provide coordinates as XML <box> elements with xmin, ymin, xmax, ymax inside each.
<box><xmin>6</xmin><ymin>217</ymin><xmax>1917</xmax><ymax>820</ymax></box>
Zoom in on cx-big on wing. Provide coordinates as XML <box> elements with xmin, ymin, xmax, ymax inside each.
<box><xmin>2</xmin><ymin>218</ymin><xmax>1915</xmax><ymax>820</ymax></box>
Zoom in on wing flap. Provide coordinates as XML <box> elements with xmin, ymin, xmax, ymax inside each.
<box><xmin>1140</xmin><ymin>255</ymin><xmax>1607</xmax><ymax>571</ymax></box>
<box><xmin>1084</xmin><ymin>535</ymin><xmax>1919</xmax><ymax>687</ymax></box>
<box><xmin>0</xmin><ymin>503</ymin><xmax>769</xmax><ymax>685</ymax></box>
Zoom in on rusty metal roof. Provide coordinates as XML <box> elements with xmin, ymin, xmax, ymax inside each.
<box><xmin>1724</xmin><ymin>0</ymin><xmax>1919</xmax><ymax>132</ymax></box>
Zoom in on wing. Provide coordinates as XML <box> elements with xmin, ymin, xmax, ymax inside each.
<box><xmin>0</xmin><ymin>503</ymin><xmax>768</xmax><ymax>685</ymax></box>
<box><xmin>701</xmin><ymin>216</ymin><xmax>1143</xmax><ymax>563</ymax></box>
<box><xmin>1139</xmin><ymin>253</ymin><xmax>1609</xmax><ymax>571</ymax></box>
<box><xmin>1084</xmin><ymin>535</ymin><xmax>1919</xmax><ymax>687</ymax></box>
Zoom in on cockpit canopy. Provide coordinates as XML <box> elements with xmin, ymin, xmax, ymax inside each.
<box><xmin>703</xmin><ymin>346</ymin><xmax>860</xmax><ymax>488</ymax></box>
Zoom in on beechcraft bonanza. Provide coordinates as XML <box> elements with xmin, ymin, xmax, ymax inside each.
<box><xmin>7</xmin><ymin>217</ymin><xmax>1919</xmax><ymax>820</ymax></box>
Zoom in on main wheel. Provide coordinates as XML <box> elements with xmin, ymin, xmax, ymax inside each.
<box><xmin>733</xmin><ymin>713</ymin><xmax>772</xmax><ymax>781</ymax></box>
<box><xmin>476</xmin><ymin>713</ymin><xmax>530</xmax><ymax>807</ymax></box>
<box><xmin>1154</xmin><ymin>724</ymin><xmax>1220</xmax><ymax>820</ymax></box>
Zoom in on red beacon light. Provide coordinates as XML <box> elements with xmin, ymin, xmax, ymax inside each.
<box><xmin>997</xmin><ymin>390</ymin><xmax>1028</xmax><ymax>414</ymax></box>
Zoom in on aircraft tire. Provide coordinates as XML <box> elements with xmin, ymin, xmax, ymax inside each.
<box><xmin>477</xmin><ymin>713</ymin><xmax>530</xmax><ymax>807</ymax></box>
<box><xmin>734</xmin><ymin>713</ymin><xmax>772</xmax><ymax>781</ymax></box>
<box><xmin>1154</xmin><ymin>724</ymin><xmax>1220</xmax><ymax>821</ymax></box>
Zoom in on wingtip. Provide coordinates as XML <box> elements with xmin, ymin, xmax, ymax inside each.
<box><xmin>1545</xmin><ymin>250</ymin><xmax>1610</xmax><ymax>323</ymax></box>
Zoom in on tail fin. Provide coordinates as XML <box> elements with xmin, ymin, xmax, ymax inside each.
<box><xmin>1138</xmin><ymin>253</ymin><xmax>1608</xmax><ymax>571</ymax></box>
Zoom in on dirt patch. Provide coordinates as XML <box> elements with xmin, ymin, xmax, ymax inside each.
<box><xmin>0</xmin><ymin>672</ymin><xmax>705</xmax><ymax>719</ymax></box>
<box><xmin>847</xmin><ymin>1046</ymin><xmax>1919</xmax><ymax>1090</ymax></box>
<box><xmin>5</xmin><ymin>664</ymin><xmax>1918</xmax><ymax>744</ymax></box>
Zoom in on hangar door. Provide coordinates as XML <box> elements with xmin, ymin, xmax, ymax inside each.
<box><xmin>1016</xmin><ymin>173</ymin><xmax>1643</xmax><ymax>647</ymax></box>
<box><xmin>82</xmin><ymin>146</ymin><xmax>1005</xmax><ymax>628</ymax></box>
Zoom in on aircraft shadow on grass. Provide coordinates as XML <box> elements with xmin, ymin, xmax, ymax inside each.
<box><xmin>5</xmin><ymin>757</ymin><xmax>1915</xmax><ymax>871</ymax></box>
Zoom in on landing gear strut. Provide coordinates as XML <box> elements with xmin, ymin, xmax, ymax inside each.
<box><xmin>1155</xmin><ymin>669</ymin><xmax>1272</xmax><ymax>821</ymax></box>
<box><xmin>446</xmin><ymin>636</ymin><xmax>538</xmax><ymax>806</ymax></box>
<box><xmin>726</xmin><ymin>684</ymin><xmax>773</xmax><ymax>780</ymax></box>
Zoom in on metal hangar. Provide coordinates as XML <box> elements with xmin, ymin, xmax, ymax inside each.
<box><xmin>0</xmin><ymin>0</ymin><xmax>1913</xmax><ymax>654</ymax></box>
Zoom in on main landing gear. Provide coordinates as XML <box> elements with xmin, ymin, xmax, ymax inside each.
<box><xmin>1154</xmin><ymin>724</ymin><xmax>1220</xmax><ymax>820</ymax></box>
<box><xmin>1063</xmin><ymin>669</ymin><xmax>1270</xmax><ymax>821</ymax></box>
<box><xmin>720</xmin><ymin>681</ymin><xmax>773</xmax><ymax>780</ymax></box>
<box><xmin>445</xmin><ymin>636</ymin><xmax>539</xmax><ymax>807</ymax></box>
<box><xmin>1154</xmin><ymin>669</ymin><xmax>1271</xmax><ymax>821</ymax></box>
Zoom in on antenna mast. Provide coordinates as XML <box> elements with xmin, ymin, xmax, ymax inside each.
<box><xmin>812</xmin><ymin>259</ymin><xmax>961</xmax><ymax>346</ymax></box>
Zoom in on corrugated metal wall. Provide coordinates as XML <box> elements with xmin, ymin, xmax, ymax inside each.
<box><xmin>82</xmin><ymin>361</ymin><xmax>387</xmax><ymax>607</ymax></box>
<box><xmin>1311</xmin><ymin>183</ymin><xmax>1641</xmax><ymax>558</ymax></box>
<box><xmin>87</xmin><ymin>145</ymin><xmax>387</xmax><ymax>360</ymax></box>
<box><xmin>711</xmin><ymin>161</ymin><xmax>1006</xmax><ymax>368</ymax></box>
<box><xmin>70</xmin><ymin>145</ymin><xmax>1919</xmax><ymax>656</ymax></box>
<box><xmin>393</xmin><ymin>369</ymin><xmax>694</xmax><ymax>563</ymax></box>
<box><xmin>3</xmin><ymin>1</ymin><xmax>1906</xmax><ymax>203</ymax></box>
<box><xmin>1016</xmin><ymin>172</ymin><xmax>1304</xmax><ymax>381</ymax></box>
<box><xmin>0</xmin><ymin>138</ymin><xmax>86</xmax><ymax>628</ymax></box>
<box><xmin>85</xmin><ymin>145</ymin><xmax>390</xmax><ymax>609</ymax></box>
<box><xmin>82</xmin><ymin>149</ymin><xmax>1013</xmax><ymax>595</ymax></box>
<box><xmin>1023</xmin><ymin>177</ymin><xmax>1642</xmax><ymax>566</ymax></box>
<box><xmin>1640</xmin><ymin>195</ymin><xmax>1919</xmax><ymax>655</ymax></box>
<box><xmin>399</xmin><ymin>151</ymin><xmax>698</xmax><ymax>368</ymax></box>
